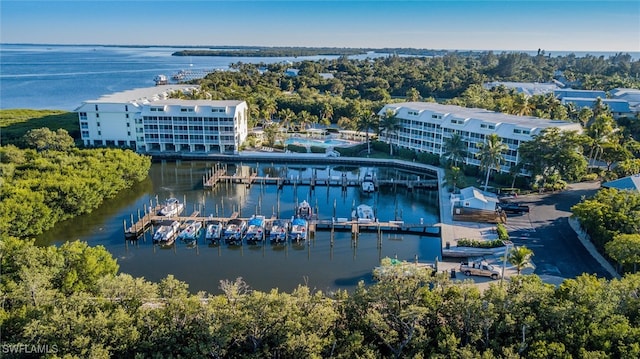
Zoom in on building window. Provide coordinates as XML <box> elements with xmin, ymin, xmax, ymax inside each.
<box><xmin>125</xmin><ymin>105</ymin><xmax>129</xmax><ymax>112</ymax></box>
<box><xmin>126</xmin><ymin>114</ymin><xmax>129</xmax><ymax>118</ymax></box>
<box><xmin>97</xmin><ymin>122</ymin><xmax>101</xmax><ymax>127</ymax></box>
<box><xmin>98</xmin><ymin>131</ymin><xmax>101</xmax><ymax>136</ymax></box>
<box><xmin>79</xmin><ymin>112</ymin><xmax>87</xmax><ymax>120</ymax></box>
<box><xmin>81</xmin><ymin>131</ymin><xmax>89</xmax><ymax>138</ymax></box>
<box><xmin>126</xmin><ymin>123</ymin><xmax>130</xmax><ymax>127</ymax></box>
<box><xmin>127</xmin><ymin>131</ymin><xmax>131</xmax><ymax>136</ymax></box>
<box><xmin>96</xmin><ymin>113</ymin><xmax>100</xmax><ymax>118</ymax></box>
<box><xmin>513</xmin><ymin>129</ymin><xmax>522</xmax><ymax>134</ymax></box>
<box><xmin>95</xmin><ymin>105</ymin><xmax>99</xmax><ymax>111</ymax></box>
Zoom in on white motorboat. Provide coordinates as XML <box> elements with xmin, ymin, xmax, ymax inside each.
<box><xmin>178</xmin><ymin>220</ymin><xmax>202</xmax><ymax>242</ymax></box>
<box><xmin>297</xmin><ymin>200</ymin><xmax>313</xmax><ymax>220</ymax></box>
<box><xmin>353</xmin><ymin>204</ymin><xmax>376</xmax><ymax>223</ymax></box>
<box><xmin>269</xmin><ymin>219</ymin><xmax>289</xmax><ymax>244</ymax></box>
<box><xmin>290</xmin><ymin>217</ymin><xmax>308</xmax><ymax>242</ymax></box>
<box><xmin>245</xmin><ymin>215</ymin><xmax>266</xmax><ymax>244</ymax></box>
<box><xmin>224</xmin><ymin>219</ymin><xmax>247</xmax><ymax>245</ymax></box>
<box><xmin>205</xmin><ymin>221</ymin><xmax>223</xmax><ymax>242</ymax></box>
<box><xmin>159</xmin><ymin>198</ymin><xmax>184</xmax><ymax>217</ymax></box>
<box><xmin>153</xmin><ymin>221</ymin><xmax>180</xmax><ymax>245</ymax></box>
<box><xmin>361</xmin><ymin>172</ymin><xmax>376</xmax><ymax>193</ymax></box>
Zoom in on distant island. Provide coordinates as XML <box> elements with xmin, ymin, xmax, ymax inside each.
<box><xmin>172</xmin><ymin>46</ymin><xmax>453</xmax><ymax>57</ymax></box>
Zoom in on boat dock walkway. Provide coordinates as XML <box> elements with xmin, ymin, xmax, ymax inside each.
<box><xmin>125</xmin><ymin>212</ymin><xmax>439</xmax><ymax>240</ymax></box>
<box><xmin>202</xmin><ymin>164</ymin><xmax>437</xmax><ymax>191</ymax></box>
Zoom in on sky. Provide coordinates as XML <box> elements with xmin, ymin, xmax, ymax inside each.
<box><xmin>1</xmin><ymin>0</ymin><xmax>639</xmax><ymax>52</ymax></box>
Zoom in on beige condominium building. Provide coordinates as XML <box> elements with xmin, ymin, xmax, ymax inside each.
<box><xmin>378</xmin><ymin>102</ymin><xmax>583</xmax><ymax>172</ymax></box>
<box><xmin>76</xmin><ymin>85</ymin><xmax>248</xmax><ymax>154</ymax></box>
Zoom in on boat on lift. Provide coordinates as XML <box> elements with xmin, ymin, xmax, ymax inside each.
<box><xmin>178</xmin><ymin>220</ymin><xmax>202</xmax><ymax>243</ymax></box>
<box><xmin>153</xmin><ymin>221</ymin><xmax>181</xmax><ymax>245</ymax></box>
<box><xmin>269</xmin><ymin>219</ymin><xmax>289</xmax><ymax>244</ymax></box>
<box><xmin>353</xmin><ymin>204</ymin><xmax>376</xmax><ymax>223</ymax></box>
<box><xmin>159</xmin><ymin>198</ymin><xmax>184</xmax><ymax>217</ymax></box>
<box><xmin>361</xmin><ymin>172</ymin><xmax>376</xmax><ymax>193</ymax></box>
<box><xmin>223</xmin><ymin>218</ymin><xmax>247</xmax><ymax>245</ymax></box>
<box><xmin>290</xmin><ymin>217</ymin><xmax>308</xmax><ymax>243</ymax></box>
<box><xmin>296</xmin><ymin>200</ymin><xmax>313</xmax><ymax>220</ymax></box>
<box><xmin>245</xmin><ymin>215</ymin><xmax>266</xmax><ymax>245</ymax></box>
<box><xmin>205</xmin><ymin>220</ymin><xmax>223</xmax><ymax>243</ymax></box>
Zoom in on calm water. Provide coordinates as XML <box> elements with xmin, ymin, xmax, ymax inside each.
<box><xmin>36</xmin><ymin>161</ymin><xmax>441</xmax><ymax>294</ymax></box>
<box><xmin>0</xmin><ymin>44</ymin><xmax>348</xmax><ymax>110</ymax></box>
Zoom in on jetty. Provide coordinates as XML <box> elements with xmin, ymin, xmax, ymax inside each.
<box><xmin>202</xmin><ymin>163</ymin><xmax>437</xmax><ymax>191</ymax></box>
<box><xmin>124</xmin><ymin>201</ymin><xmax>439</xmax><ymax>241</ymax></box>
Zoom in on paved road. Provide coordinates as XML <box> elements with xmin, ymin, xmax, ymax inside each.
<box><xmin>504</xmin><ymin>181</ymin><xmax>613</xmax><ymax>279</ymax></box>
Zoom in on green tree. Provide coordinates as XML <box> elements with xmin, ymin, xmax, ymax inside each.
<box><xmin>357</xmin><ymin>110</ymin><xmax>378</xmax><ymax>155</ymax></box>
<box><xmin>23</xmin><ymin>127</ymin><xmax>75</xmax><ymax>151</ymax></box>
<box><xmin>442</xmin><ymin>132</ymin><xmax>468</xmax><ymax>167</ymax></box>
<box><xmin>508</xmin><ymin>246</ymin><xmax>535</xmax><ymax>275</ymax></box>
<box><xmin>605</xmin><ymin>233</ymin><xmax>640</xmax><ymax>273</ymax></box>
<box><xmin>380</xmin><ymin>109</ymin><xmax>401</xmax><ymax>156</ymax></box>
<box><xmin>444</xmin><ymin>166</ymin><xmax>465</xmax><ymax>192</ymax></box>
<box><xmin>476</xmin><ymin>133</ymin><xmax>507</xmax><ymax>192</ymax></box>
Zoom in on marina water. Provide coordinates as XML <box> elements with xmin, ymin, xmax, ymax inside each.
<box><xmin>36</xmin><ymin>161</ymin><xmax>441</xmax><ymax>294</ymax></box>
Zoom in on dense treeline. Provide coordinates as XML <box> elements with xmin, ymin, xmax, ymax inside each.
<box><xmin>1</xmin><ymin>238</ymin><xmax>639</xmax><ymax>358</ymax></box>
<box><xmin>180</xmin><ymin>51</ymin><xmax>640</xmax><ymax>130</ymax></box>
<box><xmin>0</xmin><ymin>128</ymin><xmax>151</xmax><ymax>238</ymax></box>
<box><xmin>572</xmin><ymin>188</ymin><xmax>640</xmax><ymax>273</ymax></box>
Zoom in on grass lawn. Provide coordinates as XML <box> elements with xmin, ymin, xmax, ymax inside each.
<box><xmin>0</xmin><ymin>109</ymin><xmax>79</xmax><ymax>145</ymax></box>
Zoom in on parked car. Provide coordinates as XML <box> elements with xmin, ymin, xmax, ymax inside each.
<box><xmin>497</xmin><ymin>202</ymin><xmax>530</xmax><ymax>214</ymax></box>
<box><xmin>460</xmin><ymin>260</ymin><xmax>501</xmax><ymax>279</ymax></box>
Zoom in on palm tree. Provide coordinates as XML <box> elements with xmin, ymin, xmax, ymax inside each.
<box><xmin>444</xmin><ymin>166</ymin><xmax>465</xmax><ymax>193</ymax></box>
<box><xmin>442</xmin><ymin>133</ymin><xmax>468</xmax><ymax>167</ymax></box>
<box><xmin>508</xmin><ymin>246</ymin><xmax>534</xmax><ymax>275</ymax></box>
<box><xmin>277</xmin><ymin>108</ymin><xmax>296</xmax><ymax>132</ymax></box>
<box><xmin>380</xmin><ymin>109</ymin><xmax>400</xmax><ymax>156</ymax></box>
<box><xmin>357</xmin><ymin>110</ymin><xmax>378</xmax><ymax>155</ymax></box>
<box><xmin>476</xmin><ymin>133</ymin><xmax>508</xmax><ymax>192</ymax></box>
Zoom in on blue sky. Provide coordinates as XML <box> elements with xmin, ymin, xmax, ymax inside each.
<box><xmin>1</xmin><ymin>1</ymin><xmax>638</xmax><ymax>51</ymax></box>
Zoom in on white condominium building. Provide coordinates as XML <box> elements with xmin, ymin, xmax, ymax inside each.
<box><xmin>378</xmin><ymin>102</ymin><xmax>582</xmax><ymax>172</ymax></box>
<box><xmin>76</xmin><ymin>85</ymin><xmax>249</xmax><ymax>154</ymax></box>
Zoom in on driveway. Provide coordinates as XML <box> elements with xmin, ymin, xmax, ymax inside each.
<box><xmin>505</xmin><ymin>181</ymin><xmax>613</xmax><ymax>279</ymax></box>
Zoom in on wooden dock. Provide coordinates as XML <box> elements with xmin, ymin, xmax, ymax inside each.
<box><xmin>202</xmin><ymin>164</ymin><xmax>437</xmax><ymax>191</ymax></box>
<box><xmin>125</xmin><ymin>212</ymin><xmax>439</xmax><ymax>240</ymax></box>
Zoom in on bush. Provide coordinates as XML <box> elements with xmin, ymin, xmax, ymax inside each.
<box><xmin>309</xmin><ymin>145</ymin><xmax>325</xmax><ymax>153</ymax></box>
<box><xmin>457</xmin><ymin>238</ymin><xmax>505</xmax><ymax>248</ymax></box>
<box><xmin>581</xmin><ymin>173</ymin><xmax>600</xmax><ymax>181</ymax></box>
<box><xmin>496</xmin><ymin>223</ymin><xmax>509</xmax><ymax>241</ymax></box>
<box><xmin>335</xmin><ymin>143</ymin><xmax>367</xmax><ymax>157</ymax></box>
<box><xmin>286</xmin><ymin>144</ymin><xmax>307</xmax><ymax>153</ymax></box>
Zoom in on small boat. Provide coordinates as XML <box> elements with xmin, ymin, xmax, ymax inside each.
<box><xmin>290</xmin><ymin>217</ymin><xmax>308</xmax><ymax>243</ymax></box>
<box><xmin>245</xmin><ymin>215</ymin><xmax>266</xmax><ymax>244</ymax></box>
<box><xmin>178</xmin><ymin>220</ymin><xmax>202</xmax><ymax>243</ymax></box>
<box><xmin>153</xmin><ymin>221</ymin><xmax>180</xmax><ymax>245</ymax></box>
<box><xmin>269</xmin><ymin>219</ymin><xmax>289</xmax><ymax>244</ymax></box>
<box><xmin>296</xmin><ymin>200</ymin><xmax>313</xmax><ymax>220</ymax></box>
<box><xmin>159</xmin><ymin>198</ymin><xmax>184</xmax><ymax>217</ymax></box>
<box><xmin>224</xmin><ymin>219</ymin><xmax>247</xmax><ymax>245</ymax></box>
<box><xmin>353</xmin><ymin>204</ymin><xmax>376</xmax><ymax>223</ymax></box>
<box><xmin>205</xmin><ymin>221</ymin><xmax>223</xmax><ymax>243</ymax></box>
<box><xmin>361</xmin><ymin>172</ymin><xmax>376</xmax><ymax>193</ymax></box>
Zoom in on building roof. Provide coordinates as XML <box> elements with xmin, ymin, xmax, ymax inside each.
<box><xmin>483</xmin><ymin>81</ymin><xmax>560</xmax><ymax>96</ymax></box>
<box><xmin>459</xmin><ymin>186</ymin><xmax>499</xmax><ymax>204</ymax></box>
<box><xmin>380</xmin><ymin>102</ymin><xmax>581</xmax><ymax>131</ymax></box>
<box><xmin>561</xmin><ymin>98</ymin><xmax>631</xmax><ymax>113</ymax></box>
<box><xmin>554</xmin><ymin>89</ymin><xmax>607</xmax><ymax>100</ymax></box>
<box><xmin>147</xmin><ymin>99</ymin><xmax>244</xmax><ymax>107</ymax></box>
<box><xmin>609</xmin><ymin>88</ymin><xmax>640</xmax><ymax>106</ymax></box>
<box><xmin>602</xmin><ymin>174</ymin><xmax>640</xmax><ymax>192</ymax></box>
<box><xmin>87</xmin><ymin>85</ymin><xmax>199</xmax><ymax>104</ymax></box>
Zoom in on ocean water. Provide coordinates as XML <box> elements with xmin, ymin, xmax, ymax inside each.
<box><xmin>0</xmin><ymin>44</ymin><xmax>341</xmax><ymax>110</ymax></box>
<box><xmin>2</xmin><ymin>44</ymin><xmax>636</xmax><ymax>111</ymax></box>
